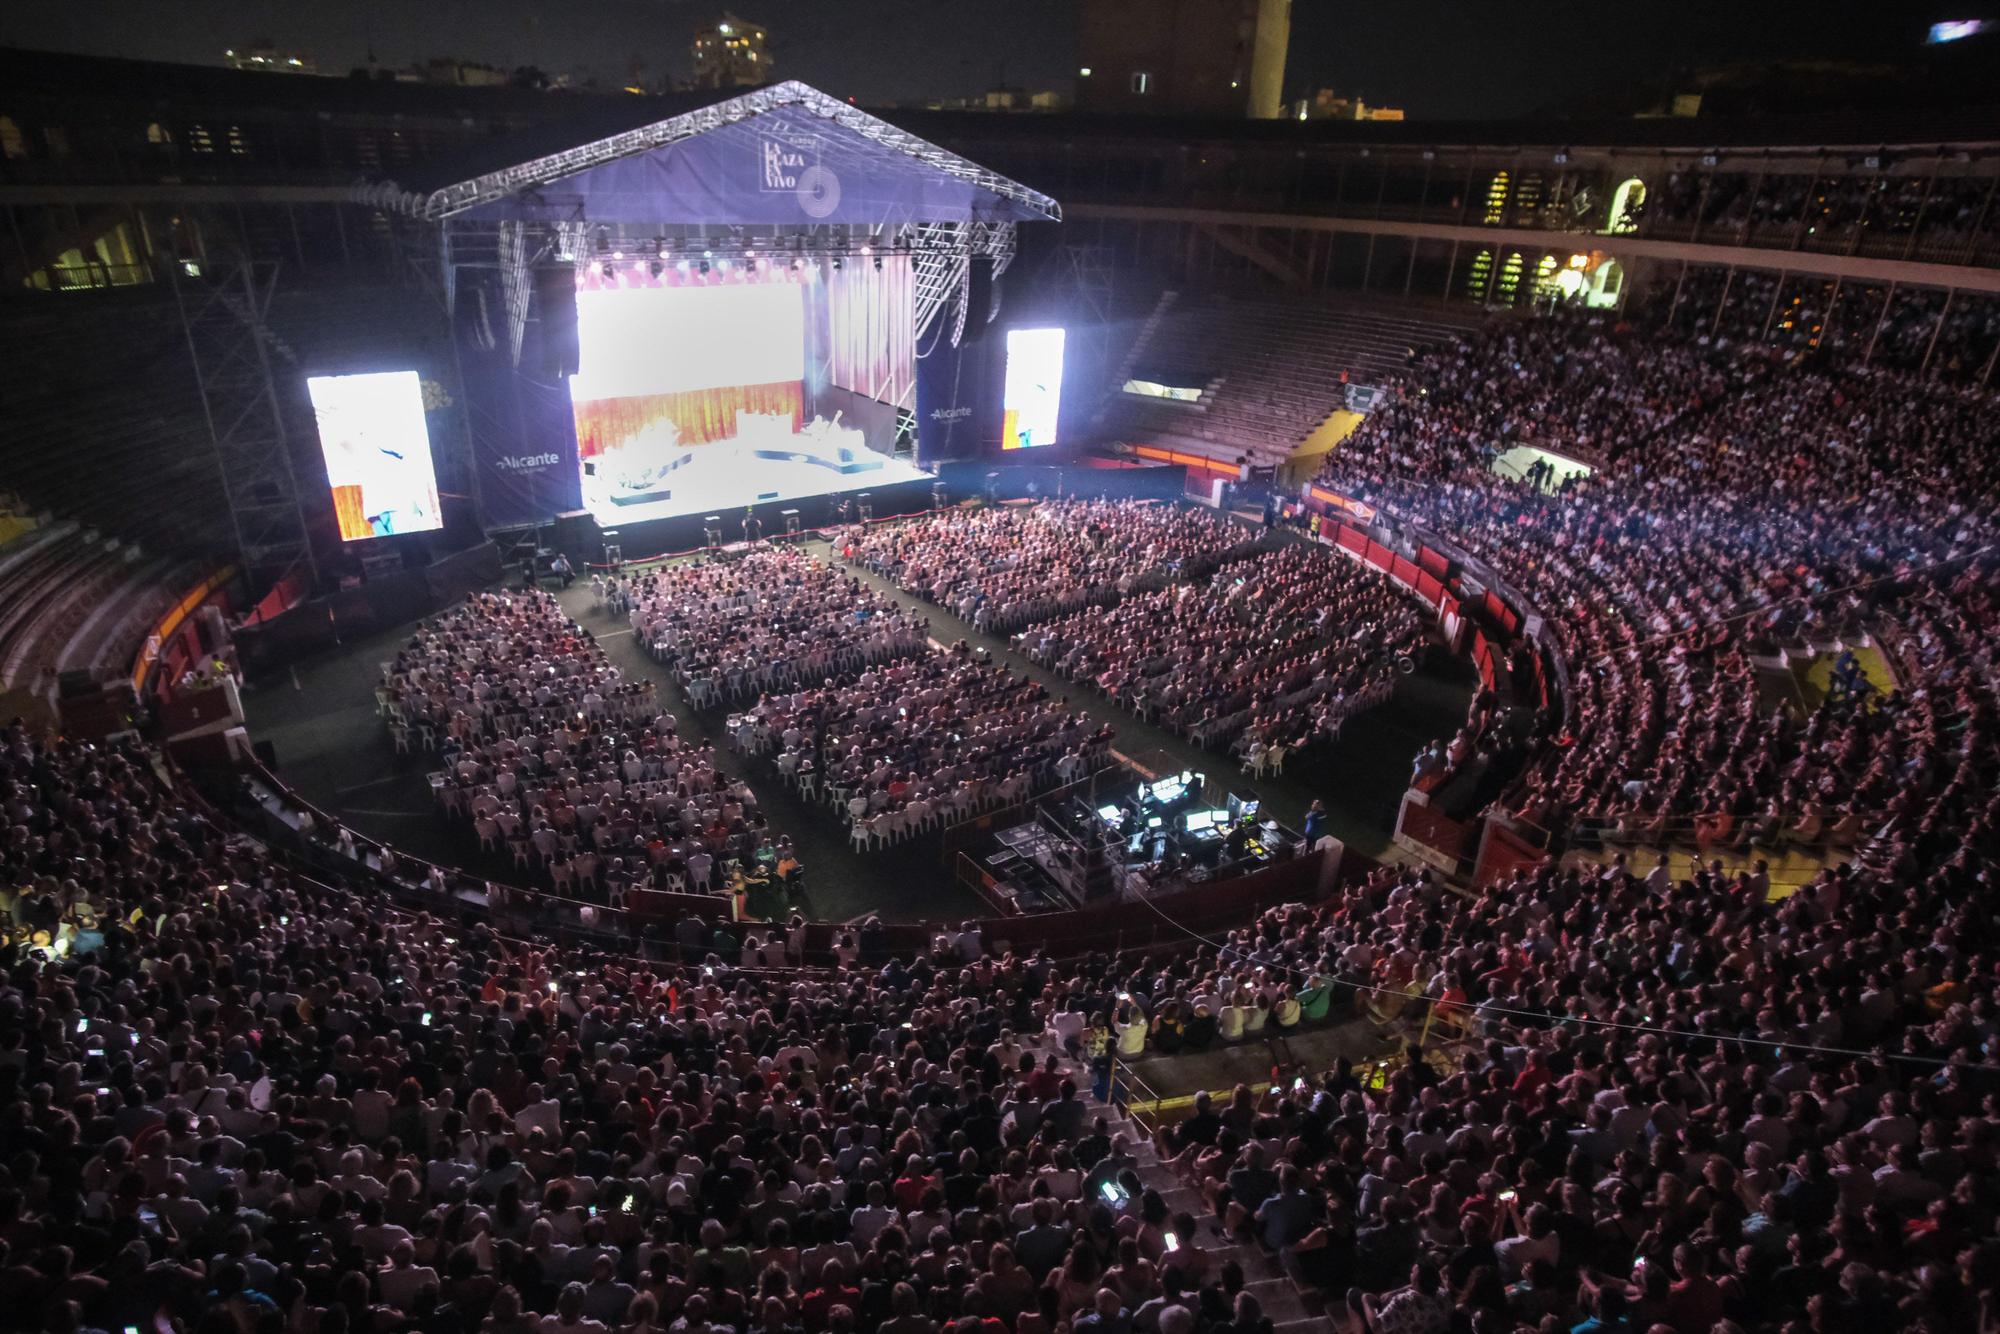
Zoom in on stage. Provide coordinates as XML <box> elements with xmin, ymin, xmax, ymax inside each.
<box><xmin>580</xmin><ymin>416</ymin><xmax>933</xmax><ymax>525</ymax></box>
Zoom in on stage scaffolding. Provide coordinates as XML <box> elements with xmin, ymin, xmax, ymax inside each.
<box><xmin>360</xmin><ymin>79</ymin><xmax>1055</xmax><ymax>378</ymax></box>
<box><xmin>169</xmin><ymin>253</ymin><xmax>321</xmax><ymax>591</ymax></box>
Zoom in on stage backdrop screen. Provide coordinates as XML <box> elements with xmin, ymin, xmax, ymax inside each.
<box><xmin>1002</xmin><ymin>327</ymin><xmax>1065</xmax><ymax>450</ymax></box>
<box><xmin>570</xmin><ymin>277</ymin><xmax>928</xmax><ymax>524</ymax></box>
<box><xmin>307</xmin><ymin>370</ymin><xmax>443</xmax><ymax>542</ymax></box>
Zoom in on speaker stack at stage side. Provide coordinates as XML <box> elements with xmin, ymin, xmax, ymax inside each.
<box><xmin>552</xmin><ymin>509</ymin><xmax>602</xmax><ymax>564</ymax></box>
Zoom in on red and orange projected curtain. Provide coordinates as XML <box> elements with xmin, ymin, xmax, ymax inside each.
<box><xmin>823</xmin><ymin>254</ymin><xmax>914</xmax><ymax>410</ymax></box>
<box><xmin>572</xmin><ymin>381</ymin><xmax>804</xmax><ymax>458</ymax></box>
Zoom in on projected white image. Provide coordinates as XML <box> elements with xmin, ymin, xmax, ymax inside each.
<box><xmin>1002</xmin><ymin>327</ymin><xmax>1065</xmax><ymax>450</ymax></box>
<box><xmin>569</xmin><ymin>276</ymin><xmax>929</xmax><ymax>523</ymax></box>
<box><xmin>308</xmin><ymin>371</ymin><xmax>443</xmax><ymax>542</ymax></box>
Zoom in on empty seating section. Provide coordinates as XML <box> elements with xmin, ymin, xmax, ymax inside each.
<box><xmin>1105</xmin><ymin>294</ymin><xmax>1485</xmax><ymax>466</ymax></box>
<box><xmin>0</xmin><ymin>296</ymin><xmax>219</xmax><ymax>552</ymax></box>
<box><xmin>0</xmin><ymin>515</ymin><xmax>206</xmax><ymax>702</ymax></box>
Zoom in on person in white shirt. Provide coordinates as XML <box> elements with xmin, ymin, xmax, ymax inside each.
<box><xmin>516</xmin><ymin>1082</ymin><xmax>562</xmax><ymax>1142</ymax></box>
<box><xmin>376</xmin><ymin>1239</ymin><xmax>440</xmax><ymax>1313</ymax></box>
<box><xmin>352</xmin><ymin>1071</ymin><xmax>394</xmax><ymax>1142</ymax></box>
<box><xmin>848</xmin><ymin>1180</ymin><xmax>899</xmax><ymax>1247</ymax></box>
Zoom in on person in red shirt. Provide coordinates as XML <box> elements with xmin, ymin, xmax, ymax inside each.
<box><xmin>801</xmin><ymin>1258</ymin><xmax>860</xmax><ymax>1332</ymax></box>
<box><xmin>892</xmin><ymin>1154</ymin><xmax>937</xmax><ymax>1212</ymax></box>
<box><xmin>1664</xmin><ymin>1244</ymin><xmax>1724</xmax><ymax>1333</ymax></box>
<box><xmin>1511</xmin><ymin>1051</ymin><xmax>1552</xmax><ymax>1106</ymax></box>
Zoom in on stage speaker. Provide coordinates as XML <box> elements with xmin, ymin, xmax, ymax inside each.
<box><xmin>962</xmin><ymin>254</ymin><xmax>995</xmax><ymax>342</ymax></box>
<box><xmin>553</xmin><ymin>509</ymin><xmax>600</xmax><ymax>561</ymax></box>
<box><xmin>535</xmin><ymin>266</ymin><xmax>581</xmax><ymax>378</ymax></box>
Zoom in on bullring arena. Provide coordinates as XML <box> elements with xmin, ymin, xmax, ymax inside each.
<box><xmin>2</xmin><ymin>41</ymin><xmax>1998</xmax><ymax>1334</ymax></box>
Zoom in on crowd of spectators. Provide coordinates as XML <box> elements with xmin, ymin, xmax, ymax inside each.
<box><xmin>0</xmin><ymin>718</ymin><xmax>1338</xmax><ymax>1334</ymax></box>
<box><xmin>630</xmin><ymin>551</ymin><xmax>931</xmax><ymax>708</ymax></box>
<box><xmin>851</xmin><ymin>501</ymin><xmax>1266</xmax><ymax>635</ymax></box>
<box><xmin>1019</xmin><ymin>542</ymin><xmax>1427</xmax><ymax>761</ymax></box>
<box><xmin>1314</xmin><ymin>313</ymin><xmax>2000</xmax><ymax>854</ymax></box>
<box><xmin>12</xmin><ymin>700</ymin><xmax>2000</xmax><ymax>1334</ymax></box>
<box><xmin>396</xmin><ymin>590</ymin><xmax>802</xmax><ymax>912</ymax></box>
<box><xmin>738</xmin><ymin>647</ymin><xmax>1115</xmax><ymax>851</ymax></box>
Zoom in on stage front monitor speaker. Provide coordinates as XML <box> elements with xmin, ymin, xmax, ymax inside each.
<box><xmin>536</xmin><ymin>267</ymin><xmax>582</xmax><ymax>379</ymax></box>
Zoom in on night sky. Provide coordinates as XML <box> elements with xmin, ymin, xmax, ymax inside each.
<box><xmin>0</xmin><ymin>0</ymin><xmax>1973</xmax><ymax>117</ymax></box>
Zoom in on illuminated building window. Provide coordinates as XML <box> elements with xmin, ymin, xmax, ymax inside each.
<box><xmin>0</xmin><ymin>117</ymin><xmax>24</xmax><ymax>161</ymax></box>
<box><xmin>146</xmin><ymin>121</ymin><xmax>171</xmax><ymax>145</ymax></box>
<box><xmin>1495</xmin><ymin>251</ymin><xmax>1525</xmax><ymax>305</ymax></box>
<box><xmin>1483</xmin><ymin>171</ymin><xmax>1510</xmax><ymax>225</ymax></box>
<box><xmin>1533</xmin><ymin>254</ymin><xmax>1561</xmax><ymax>300</ymax></box>
<box><xmin>1607</xmin><ymin>177</ymin><xmax>1645</xmax><ymax>234</ymax></box>
<box><xmin>1465</xmin><ymin>248</ymin><xmax>1494</xmax><ymax>301</ymax></box>
<box><xmin>1513</xmin><ymin>172</ymin><xmax>1544</xmax><ymax>223</ymax></box>
<box><xmin>188</xmin><ymin>124</ymin><xmax>214</xmax><ymax>155</ymax></box>
<box><xmin>1131</xmin><ymin>71</ymin><xmax>1152</xmax><ymax>95</ymax></box>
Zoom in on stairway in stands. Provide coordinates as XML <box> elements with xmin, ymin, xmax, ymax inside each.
<box><xmin>1023</xmin><ymin>1029</ymin><xmax>1336</xmax><ymax>1334</ymax></box>
<box><xmin>1102</xmin><ymin>293</ymin><xmax>1487</xmax><ymax>471</ymax></box>
<box><xmin>0</xmin><ymin>514</ymin><xmax>202</xmax><ymax>712</ymax></box>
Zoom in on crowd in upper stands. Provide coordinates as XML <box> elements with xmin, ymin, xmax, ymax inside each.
<box><xmin>11</xmin><ymin>694</ymin><xmax>2000</xmax><ymax>1334</ymax></box>
<box><xmin>1315</xmin><ymin>313</ymin><xmax>2000</xmax><ymax>856</ymax></box>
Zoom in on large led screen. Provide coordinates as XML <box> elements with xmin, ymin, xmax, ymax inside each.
<box><xmin>570</xmin><ymin>277</ymin><xmax>928</xmax><ymax>523</ymax></box>
<box><xmin>308</xmin><ymin>370</ymin><xmax>443</xmax><ymax>542</ymax></box>
<box><xmin>1002</xmin><ymin>327</ymin><xmax>1065</xmax><ymax>450</ymax></box>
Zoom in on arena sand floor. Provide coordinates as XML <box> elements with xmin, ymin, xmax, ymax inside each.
<box><xmin>242</xmin><ymin>536</ymin><xmax>1472</xmax><ymax>924</ymax></box>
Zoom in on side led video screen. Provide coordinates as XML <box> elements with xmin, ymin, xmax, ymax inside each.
<box><xmin>1001</xmin><ymin>327</ymin><xmax>1065</xmax><ymax>450</ymax></box>
<box><xmin>308</xmin><ymin>370</ymin><xmax>443</xmax><ymax>541</ymax></box>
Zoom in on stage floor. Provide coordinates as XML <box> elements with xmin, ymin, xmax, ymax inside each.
<box><xmin>581</xmin><ymin>434</ymin><xmax>933</xmax><ymax>525</ymax></box>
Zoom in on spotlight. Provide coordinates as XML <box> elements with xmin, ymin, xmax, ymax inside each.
<box><xmin>655</xmin><ymin>238</ymin><xmax>670</xmax><ymax>258</ymax></box>
<box><xmin>873</xmin><ymin>255</ymin><xmax>883</xmax><ymax>271</ymax></box>
<box><xmin>703</xmin><ymin>248</ymin><xmax>714</xmax><ymax>258</ymax></box>
<box><xmin>611</xmin><ymin>249</ymin><xmax>624</xmax><ymax>260</ymax></box>
<box><xmin>860</xmin><ymin>244</ymin><xmax>873</xmax><ymax>257</ymax></box>
<box><xmin>744</xmin><ymin>248</ymin><xmax>756</xmax><ymax>258</ymax></box>
<box><xmin>832</xmin><ymin>257</ymin><xmax>843</xmax><ymax>270</ymax></box>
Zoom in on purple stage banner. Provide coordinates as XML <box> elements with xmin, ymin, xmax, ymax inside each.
<box><xmin>456</xmin><ymin>272</ymin><xmax>583</xmax><ymax>529</ymax></box>
<box><xmin>916</xmin><ymin>336</ymin><xmax>999</xmax><ymax>464</ymax></box>
<box><xmin>460</xmin><ymin>105</ymin><xmax>1046</xmax><ymax>227</ymax></box>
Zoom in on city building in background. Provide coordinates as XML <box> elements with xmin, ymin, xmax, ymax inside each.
<box><xmin>915</xmin><ymin>86</ymin><xmax>1067</xmax><ymax>113</ymax></box>
<box><xmin>1077</xmin><ymin>0</ymin><xmax>1289</xmax><ymax>118</ymax></box>
<box><xmin>420</xmin><ymin>58</ymin><xmax>509</xmax><ymax>88</ymax></box>
<box><xmin>692</xmin><ymin>13</ymin><xmax>772</xmax><ymax>90</ymax></box>
<box><xmin>223</xmin><ymin>42</ymin><xmax>316</xmax><ymax>75</ymax></box>
<box><xmin>1291</xmin><ymin>90</ymin><xmax>1406</xmax><ymax>122</ymax></box>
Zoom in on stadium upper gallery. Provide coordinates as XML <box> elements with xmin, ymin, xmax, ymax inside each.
<box><xmin>5</xmin><ymin>3</ymin><xmax>2000</xmax><ymax>1330</ymax></box>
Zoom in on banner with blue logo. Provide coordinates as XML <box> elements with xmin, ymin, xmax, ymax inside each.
<box><xmin>915</xmin><ymin>336</ymin><xmax>998</xmax><ymax>464</ymax></box>
<box><xmin>456</xmin><ymin>271</ymin><xmax>584</xmax><ymax>529</ymax></box>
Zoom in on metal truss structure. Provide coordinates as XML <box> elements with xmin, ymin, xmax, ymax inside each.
<box><xmin>355</xmin><ymin>82</ymin><xmax>1060</xmax><ymax>223</ymax></box>
<box><xmin>170</xmin><ymin>252</ymin><xmax>320</xmax><ymax>590</ymax></box>
<box><xmin>434</xmin><ymin>214</ymin><xmax>1019</xmax><ymax>383</ymax></box>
